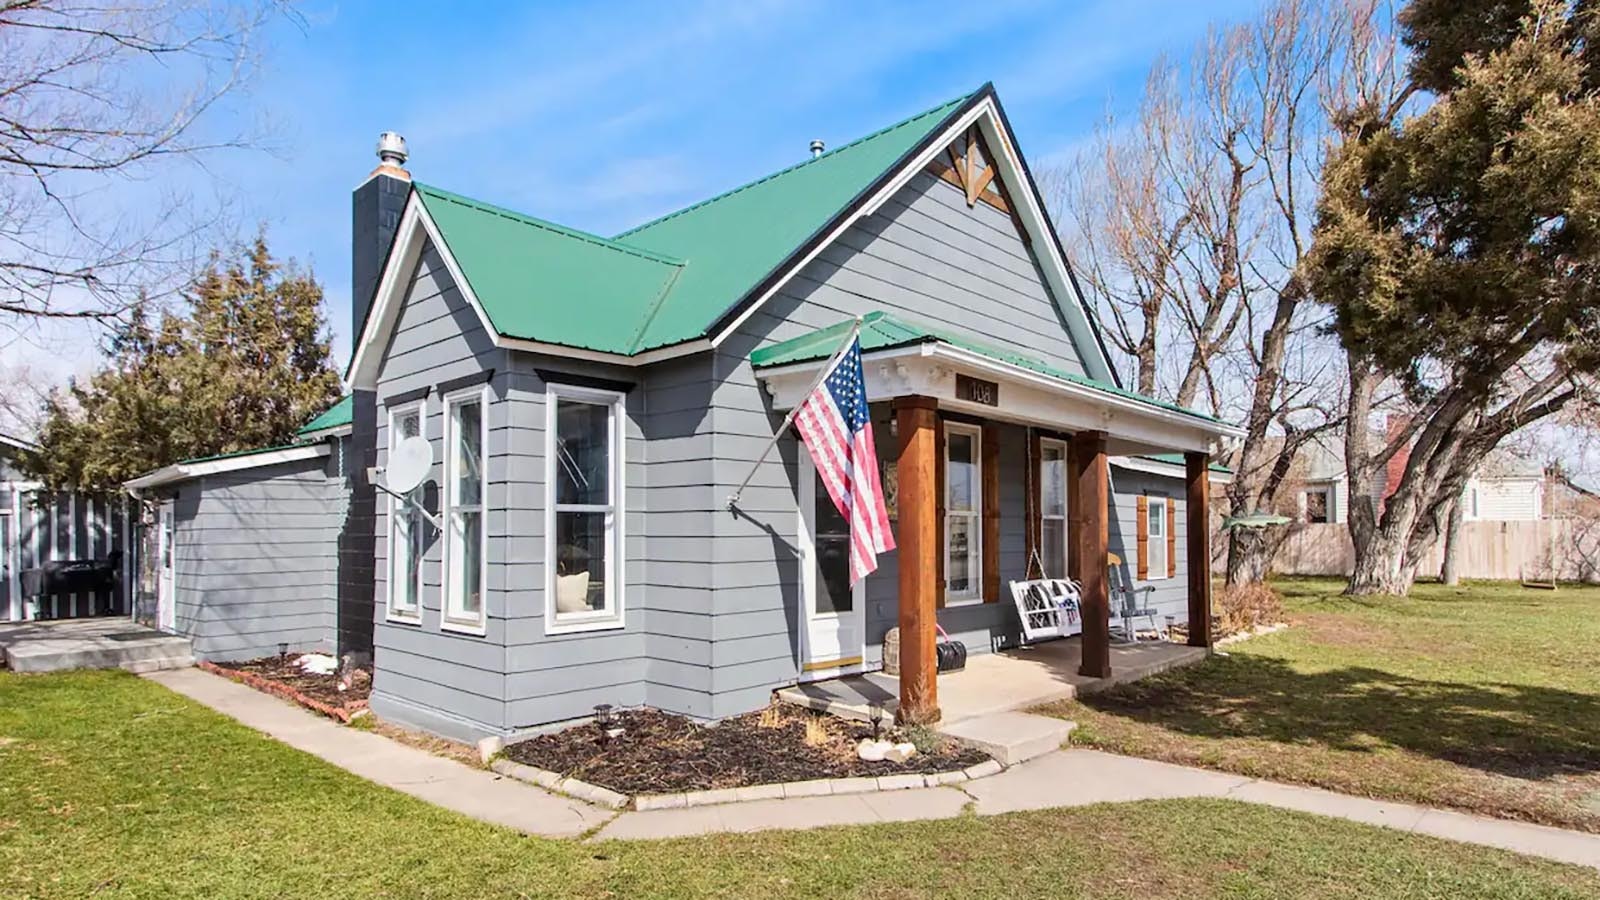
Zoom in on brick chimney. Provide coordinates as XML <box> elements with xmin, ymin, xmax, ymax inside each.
<box><xmin>337</xmin><ymin>133</ymin><xmax>410</xmax><ymax>665</ymax></box>
<box><xmin>1381</xmin><ymin>414</ymin><xmax>1411</xmax><ymax>510</ymax></box>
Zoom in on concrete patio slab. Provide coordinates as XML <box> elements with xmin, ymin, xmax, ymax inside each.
<box><xmin>0</xmin><ymin>618</ymin><xmax>192</xmax><ymax>673</ymax></box>
<box><xmin>778</xmin><ymin>637</ymin><xmax>1206</xmax><ymax>725</ymax></box>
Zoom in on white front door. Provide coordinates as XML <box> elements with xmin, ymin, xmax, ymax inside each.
<box><xmin>798</xmin><ymin>454</ymin><xmax>867</xmax><ymax>680</ymax></box>
<box><xmin>156</xmin><ymin>504</ymin><xmax>176</xmax><ymax>632</ymax></box>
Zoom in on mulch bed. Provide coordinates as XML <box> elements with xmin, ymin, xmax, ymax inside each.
<box><xmin>502</xmin><ymin>706</ymin><xmax>990</xmax><ymax>795</ymax></box>
<box><xmin>202</xmin><ymin>655</ymin><xmax>370</xmax><ymax>724</ymax></box>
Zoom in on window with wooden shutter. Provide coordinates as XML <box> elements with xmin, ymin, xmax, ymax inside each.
<box><xmin>1144</xmin><ymin>496</ymin><xmax>1169</xmax><ymax>580</ymax></box>
<box><xmin>981</xmin><ymin>423</ymin><xmax>999</xmax><ymax>602</ymax></box>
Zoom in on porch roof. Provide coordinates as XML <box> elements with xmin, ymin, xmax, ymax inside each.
<box><xmin>750</xmin><ymin>311</ymin><xmax>1228</xmax><ymax>428</ymax></box>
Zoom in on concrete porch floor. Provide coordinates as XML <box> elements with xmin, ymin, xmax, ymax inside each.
<box><xmin>777</xmin><ymin>636</ymin><xmax>1208</xmax><ymax>726</ymax></box>
<box><xmin>0</xmin><ymin>618</ymin><xmax>193</xmax><ymax>673</ymax></box>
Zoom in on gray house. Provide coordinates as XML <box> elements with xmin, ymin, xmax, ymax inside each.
<box><xmin>128</xmin><ymin>84</ymin><xmax>1238</xmax><ymax>740</ymax></box>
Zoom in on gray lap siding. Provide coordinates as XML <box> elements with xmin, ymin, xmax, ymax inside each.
<box><xmin>168</xmin><ymin>456</ymin><xmax>339</xmax><ymax>662</ymax></box>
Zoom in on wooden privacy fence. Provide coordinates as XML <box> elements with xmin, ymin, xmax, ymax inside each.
<box><xmin>1</xmin><ymin>486</ymin><xmax>137</xmax><ymax>621</ymax></box>
<box><xmin>1265</xmin><ymin>519</ymin><xmax>1600</xmax><ymax>584</ymax></box>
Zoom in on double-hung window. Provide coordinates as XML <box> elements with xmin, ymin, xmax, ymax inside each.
<box><xmin>387</xmin><ymin>402</ymin><xmax>425</xmax><ymax>622</ymax></box>
<box><xmin>1146</xmin><ymin>496</ymin><xmax>1169</xmax><ymax>579</ymax></box>
<box><xmin>944</xmin><ymin>422</ymin><xmax>982</xmax><ymax>604</ymax></box>
<box><xmin>443</xmin><ymin>387</ymin><xmax>487</xmax><ymax>632</ymax></box>
<box><xmin>1039</xmin><ymin>439</ymin><xmax>1069</xmax><ymax>579</ymax></box>
<box><xmin>546</xmin><ymin>383</ymin><xmax>624</xmax><ymax>633</ymax></box>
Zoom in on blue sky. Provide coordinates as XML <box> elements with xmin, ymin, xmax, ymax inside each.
<box><xmin>210</xmin><ymin>0</ymin><xmax>1258</xmax><ymax>365</ymax></box>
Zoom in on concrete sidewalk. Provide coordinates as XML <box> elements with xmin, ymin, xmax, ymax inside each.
<box><xmin>144</xmin><ymin>668</ymin><xmax>612</xmax><ymax>838</ymax></box>
<box><xmin>148</xmin><ymin>668</ymin><xmax>1600</xmax><ymax>870</ymax></box>
<box><xmin>599</xmin><ymin>750</ymin><xmax>1600</xmax><ymax>870</ymax></box>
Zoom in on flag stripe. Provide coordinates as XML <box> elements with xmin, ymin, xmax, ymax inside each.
<box><xmin>793</xmin><ymin>337</ymin><xmax>896</xmax><ymax>586</ymax></box>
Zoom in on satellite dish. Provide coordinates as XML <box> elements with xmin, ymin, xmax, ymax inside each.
<box><xmin>386</xmin><ymin>436</ymin><xmax>433</xmax><ymax>494</ymax></box>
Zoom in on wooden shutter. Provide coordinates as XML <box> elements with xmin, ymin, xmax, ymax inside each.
<box><xmin>1065</xmin><ymin>438</ymin><xmax>1080</xmax><ymax>583</ymax></box>
<box><xmin>1136</xmin><ymin>495</ymin><xmax>1150</xmax><ymax>580</ymax></box>
<box><xmin>1167</xmin><ymin>499</ymin><xmax>1177</xmax><ymax>578</ymax></box>
<box><xmin>934</xmin><ymin>417</ymin><xmax>947</xmax><ymax>608</ymax></box>
<box><xmin>981</xmin><ymin>423</ymin><xmax>1000</xmax><ymax>602</ymax></box>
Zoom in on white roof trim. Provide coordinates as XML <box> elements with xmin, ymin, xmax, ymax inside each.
<box><xmin>297</xmin><ymin>424</ymin><xmax>352</xmax><ymax>442</ymax></box>
<box><xmin>0</xmin><ymin>432</ymin><xmax>38</xmax><ymax>453</ymax></box>
<box><xmin>124</xmin><ymin>443</ymin><xmax>330</xmax><ymax>492</ymax></box>
<box><xmin>1111</xmin><ymin>455</ymin><xmax>1234</xmax><ymax>484</ymax></box>
<box><xmin>709</xmin><ymin>94</ymin><xmax>1118</xmax><ymax>386</ymax></box>
<box><xmin>345</xmin><ymin>194</ymin><xmax>710</xmax><ymax>389</ymax></box>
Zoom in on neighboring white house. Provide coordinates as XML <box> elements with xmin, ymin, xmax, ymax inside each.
<box><xmin>1293</xmin><ymin>433</ymin><xmax>1545</xmax><ymax>524</ymax></box>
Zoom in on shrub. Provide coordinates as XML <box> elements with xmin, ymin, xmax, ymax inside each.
<box><xmin>1217</xmin><ymin>581</ymin><xmax>1284</xmax><ymax>635</ymax></box>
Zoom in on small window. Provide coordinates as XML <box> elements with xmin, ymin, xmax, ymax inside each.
<box><xmin>945</xmin><ymin>422</ymin><xmax>982</xmax><ymax>604</ymax></box>
<box><xmin>387</xmin><ymin>403</ymin><xmax>425</xmax><ymax>622</ymax></box>
<box><xmin>1039</xmin><ymin>439</ymin><xmax>1069</xmax><ymax>578</ymax></box>
<box><xmin>546</xmin><ymin>383</ymin><xmax>625</xmax><ymax>634</ymax></box>
<box><xmin>443</xmin><ymin>387</ymin><xmax>487</xmax><ymax>632</ymax></box>
<box><xmin>1303</xmin><ymin>488</ymin><xmax>1330</xmax><ymax>524</ymax></box>
<box><xmin>1146</xmin><ymin>496</ymin><xmax>1168</xmax><ymax>580</ymax></box>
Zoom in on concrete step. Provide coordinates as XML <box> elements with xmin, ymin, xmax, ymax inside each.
<box><xmin>3</xmin><ymin>634</ymin><xmax>194</xmax><ymax>674</ymax></box>
<box><xmin>937</xmin><ymin>711</ymin><xmax>1077</xmax><ymax>766</ymax></box>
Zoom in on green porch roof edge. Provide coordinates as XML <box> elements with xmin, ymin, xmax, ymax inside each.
<box><xmin>613</xmin><ymin>90</ymin><xmax>977</xmax><ymax>352</ymax></box>
<box><xmin>414</xmin><ymin>184</ymin><xmax>685</xmax><ymax>354</ymax></box>
<box><xmin>297</xmin><ymin>395</ymin><xmax>352</xmax><ymax>435</ymax></box>
<box><xmin>748</xmin><ymin>311</ymin><xmax>1223</xmax><ymax>426</ymax></box>
<box><xmin>1141</xmin><ymin>453</ymin><xmax>1233</xmax><ymax>473</ymax></box>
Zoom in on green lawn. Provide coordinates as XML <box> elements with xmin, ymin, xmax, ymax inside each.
<box><xmin>1</xmin><ymin>670</ymin><xmax>1597</xmax><ymax>898</ymax></box>
<box><xmin>1041</xmin><ymin>578</ymin><xmax>1600</xmax><ymax>832</ymax></box>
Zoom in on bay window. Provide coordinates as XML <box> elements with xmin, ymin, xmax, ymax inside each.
<box><xmin>387</xmin><ymin>402</ymin><xmax>425</xmax><ymax>622</ymax></box>
<box><xmin>443</xmin><ymin>387</ymin><xmax>487</xmax><ymax>631</ymax></box>
<box><xmin>546</xmin><ymin>383</ymin><xmax>624</xmax><ymax>633</ymax></box>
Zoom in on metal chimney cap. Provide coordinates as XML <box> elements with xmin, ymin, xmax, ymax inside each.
<box><xmin>809</xmin><ymin>139</ymin><xmax>825</xmax><ymax>159</ymax></box>
<box><xmin>376</xmin><ymin>131</ymin><xmax>409</xmax><ymax>167</ymax></box>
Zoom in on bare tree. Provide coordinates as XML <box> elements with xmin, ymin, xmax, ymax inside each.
<box><xmin>1055</xmin><ymin>0</ymin><xmax>1393</xmax><ymax>584</ymax></box>
<box><xmin>0</xmin><ymin>0</ymin><xmax>285</xmax><ymax>337</ymax></box>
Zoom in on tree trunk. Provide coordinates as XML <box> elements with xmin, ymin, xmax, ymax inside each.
<box><xmin>1225</xmin><ymin>527</ymin><xmax>1274</xmax><ymax>587</ymax></box>
<box><xmin>1440</xmin><ymin>498</ymin><xmax>1464</xmax><ymax>586</ymax></box>
<box><xmin>1346</xmin><ymin>524</ymin><xmax>1415</xmax><ymax>595</ymax></box>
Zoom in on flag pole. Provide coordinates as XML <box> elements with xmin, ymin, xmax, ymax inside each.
<box><xmin>726</xmin><ymin>315</ymin><xmax>864</xmax><ymax>510</ymax></box>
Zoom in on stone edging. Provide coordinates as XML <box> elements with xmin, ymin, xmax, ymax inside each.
<box><xmin>490</xmin><ymin>757</ymin><xmax>1005</xmax><ymax>811</ymax></box>
<box><xmin>196</xmin><ymin>660</ymin><xmax>368</xmax><ymax>724</ymax></box>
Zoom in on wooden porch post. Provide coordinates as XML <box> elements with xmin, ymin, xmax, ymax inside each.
<box><xmin>1185</xmin><ymin>452</ymin><xmax>1214</xmax><ymax>647</ymax></box>
<box><xmin>894</xmin><ymin>396</ymin><xmax>941</xmax><ymax>725</ymax></box>
<box><xmin>1072</xmin><ymin>430</ymin><xmax>1110</xmax><ymax>678</ymax></box>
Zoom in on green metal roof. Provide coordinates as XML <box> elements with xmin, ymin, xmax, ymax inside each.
<box><xmin>415</xmin><ymin>185</ymin><xmax>685</xmax><ymax>353</ymax></box>
<box><xmin>748</xmin><ymin>311</ymin><xmax>1223</xmax><ymax>425</ymax></box>
<box><xmin>612</xmin><ymin>92</ymin><xmax>975</xmax><ymax>352</ymax></box>
<box><xmin>403</xmin><ymin>92</ymin><xmax>976</xmax><ymax>357</ymax></box>
<box><xmin>1141</xmin><ymin>453</ymin><xmax>1233</xmax><ymax>473</ymax></box>
<box><xmin>298</xmin><ymin>395</ymin><xmax>352</xmax><ymax>435</ymax></box>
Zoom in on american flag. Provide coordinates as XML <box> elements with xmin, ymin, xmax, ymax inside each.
<box><xmin>793</xmin><ymin>337</ymin><xmax>895</xmax><ymax>584</ymax></box>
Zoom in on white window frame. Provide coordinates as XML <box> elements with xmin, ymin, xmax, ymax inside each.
<box><xmin>385</xmin><ymin>400</ymin><xmax>425</xmax><ymax>624</ymax></box>
<box><xmin>1146</xmin><ymin>495</ymin><xmax>1169</xmax><ymax>581</ymax></box>
<box><xmin>1300</xmin><ymin>486</ymin><xmax>1333</xmax><ymax>524</ymax></box>
<box><xmin>944</xmin><ymin>421</ymin><xmax>983</xmax><ymax>605</ymax></box>
<box><xmin>544</xmin><ymin>382</ymin><xmax>626</xmax><ymax>635</ymax></box>
<box><xmin>442</xmin><ymin>384</ymin><xmax>489</xmax><ymax>635</ymax></box>
<box><xmin>1039</xmin><ymin>438</ymin><xmax>1070</xmax><ymax>579</ymax></box>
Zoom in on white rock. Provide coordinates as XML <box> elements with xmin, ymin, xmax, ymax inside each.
<box><xmin>857</xmin><ymin>739</ymin><xmax>891</xmax><ymax>761</ymax></box>
<box><xmin>296</xmin><ymin>653</ymin><xmax>338</xmax><ymax>675</ymax></box>
<box><xmin>884</xmin><ymin>743</ymin><xmax>916</xmax><ymax>763</ymax></box>
<box><xmin>477</xmin><ymin>735</ymin><xmax>504</xmax><ymax>765</ymax></box>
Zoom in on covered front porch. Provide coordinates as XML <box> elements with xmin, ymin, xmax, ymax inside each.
<box><xmin>778</xmin><ymin>635</ymin><xmax>1207</xmax><ymax>725</ymax></box>
<box><xmin>755</xmin><ymin>312</ymin><xmax>1241</xmax><ymax>726</ymax></box>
